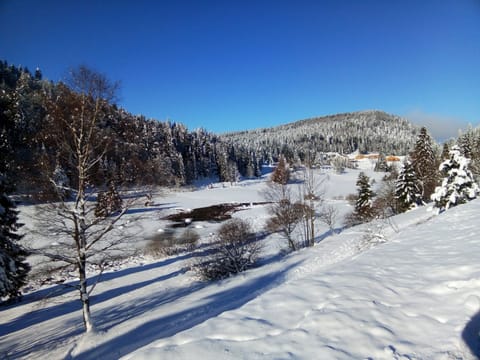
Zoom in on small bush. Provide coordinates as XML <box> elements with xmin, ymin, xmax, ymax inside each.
<box><xmin>357</xmin><ymin>224</ymin><xmax>387</xmax><ymax>251</ymax></box>
<box><xmin>196</xmin><ymin>218</ymin><xmax>262</xmax><ymax>280</ymax></box>
<box><xmin>145</xmin><ymin>229</ymin><xmax>199</xmax><ymax>257</ymax></box>
<box><xmin>178</xmin><ymin>229</ymin><xmax>200</xmax><ymax>252</ymax></box>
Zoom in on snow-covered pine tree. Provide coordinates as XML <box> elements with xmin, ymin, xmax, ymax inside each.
<box><xmin>346</xmin><ymin>172</ymin><xmax>375</xmax><ymax>226</ymax></box>
<box><xmin>355</xmin><ymin>172</ymin><xmax>374</xmax><ymax>217</ymax></box>
<box><xmin>440</xmin><ymin>143</ymin><xmax>450</xmax><ymax>160</ymax></box>
<box><xmin>395</xmin><ymin>160</ymin><xmax>423</xmax><ymax>212</ymax></box>
<box><xmin>0</xmin><ymin>175</ymin><xmax>30</xmax><ymax>301</ymax></box>
<box><xmin>410</xmin><ymin>127</ymin><xmax>438</xmax><ymax>202</ymax></box>
<box><xmin>458</xmin><ymin>127</ymin><xmax>480</xmax><ymax>182</ymax></box>
<box><xmin>431</xmin><ymin>145</ymin><xmax>479</xmax><ymax>213</ymax></box>
<box><xmin>374</xmin><ymin>152</ymin><xmax>389</xmax><ymax>172</ymax></box>
<box><xmin>458</xmin><ymin>130</ymin><xmax>474</xmax><ymax>159</ymax></box>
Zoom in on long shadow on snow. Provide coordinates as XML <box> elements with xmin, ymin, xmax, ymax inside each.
<box><xmin>0</xmin><ymin>269</ymin><xmax>190</xmax><ymax>359</ymax></box>
<box><xmin>1</xmin><ymin>317</ymin><xmax>86</xmax><ymax>359</ymax></box>
<box><xmin>0</xmin><ymin>250</ymin><xmax>202</xmax><ymax>336</ymax></box>
<box><xmin>316</xmin><ymin>227</ymin><xmax>345</xmax><ymax>243</ymax></box>
<box><xmin>75</xmin><ymin>261</ymin><xmax>301</xmax><ymax>360</ymax></box>
<box><xmin>11</xmin><ymin>247</ymin><xmax>205</xmax><ymax>307</ymax></box>
<box><xmin>462</xmin><ymin>310</ymin><xmax>480</xmax><ymax>358</ymax></box>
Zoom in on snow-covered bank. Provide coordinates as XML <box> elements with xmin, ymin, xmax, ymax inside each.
<box><xmin>122</xmin><ymin>201</ymin><xmax>480</xmax><ymax>360</ymax></box>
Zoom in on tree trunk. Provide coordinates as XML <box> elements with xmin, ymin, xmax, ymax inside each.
<box><xmin>309</xmin><ymin>201</ymin><xmax>315</xmax><ymax>247</ymax></box>
<box><xmin>79</xmin><ymin>257</ymin><xmax>95</xmax><ymax>332</ymax></box>
<box><xmin>287</xmin><ymin>234</ymin><xmax>297</xmax><ymax>251</ymax></box>
<box><xmin>78</xmin><ymin>190</ymin><xmax>95</xmax><ymax>332</ymax></box>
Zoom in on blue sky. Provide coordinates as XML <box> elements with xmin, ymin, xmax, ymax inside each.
<box><xmin>1</xmin><ymin>0</ymin><xmax>479</xmax><ymax>138</ymax></box>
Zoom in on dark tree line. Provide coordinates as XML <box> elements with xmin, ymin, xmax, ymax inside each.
<box><xmin>0</xmin><ymin>61</ymin><xmax>263</xmax><ymax>197</ymax></box>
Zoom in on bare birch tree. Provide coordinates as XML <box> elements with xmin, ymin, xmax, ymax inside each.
<box><xmin>318</xmin><ymin>204</ymin><xmax>339</xmax><ymax>235</ymax></box>
<box><xmin>298</xmin><ymin>164</ymin><xmax>326</xmax><ymax>247</ymax></box>
<box><xmin>33</xmin><ymin>66</ymin><xmax>135</xmax><ymax>333</ymax></box>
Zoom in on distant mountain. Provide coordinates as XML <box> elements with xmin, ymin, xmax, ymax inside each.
<box><xmin>220</xmin><ymin>110</ymin><xmax>419</xmax><ymax>163</ymax></box>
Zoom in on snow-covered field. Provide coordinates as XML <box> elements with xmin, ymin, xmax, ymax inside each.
<box><xmin>1</xmin><ymin>164</ymin><xmax>479</xmax><ymax>359</ymax></box>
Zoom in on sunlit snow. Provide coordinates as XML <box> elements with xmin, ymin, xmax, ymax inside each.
<box><xmin>1</xmin><ymin>163</ymin><xmax>479</xmax><ymax>359</ymax></box>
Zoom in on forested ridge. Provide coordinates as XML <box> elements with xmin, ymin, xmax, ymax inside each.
<box><xmin>221</xmin><ymin>110</ymin><xmax>419</xmax><ymax>165</ymax></box>
<box><xmin>1</xmin><ymin>61</ymin><xmax>418</xmax><ymax>193</ymax></box>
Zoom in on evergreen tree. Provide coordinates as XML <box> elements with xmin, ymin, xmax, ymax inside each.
<box><xmin>457</xmin><ymin>127</ymin><xmax>480</xmax><ymax>182</ymax></box>
<box><xmin>271</xmin><ymin>156</ymin><xmax>290</xmax><ymax>185</ymax></box>
<box><xmin>34</xmin><ymin>67</ymin><xmax>42</xmax><ymax>81</ymax></box>
<box><xmin>355</xmin><ymin>172</ymin><xmax>374</xmax><ymax>215</ymax></box>
<box><xmin>346</xmin><ymin>172</ymin><xmax>375</xmax><ymax>226</ymax></box>
<box><xmin>95</xmin><ymin>181</ymin><xmax>123</xmax><ymax>218</ymax></box>
<box><xmin>0</xmin><ymin>175</ymin><xmax>30</xmax><ymax>301</ymax></box>
<box><xmin>431</xmin><ymin>146</ymin><xmax>479</xmax><ymax>213</ymax></box>
<box><xmin>441</xmin><ymin>143</ymin><xmax>450</xmax><ymax>160</ymax></box>
<box><xmin>458</xmin><ymin>130</ymin><xmax>474</xmax><ymax>159</ymax></box>
<box><xmin>410</xmin><ymin>127</ymin><xmax>438</xmax><ymax>202</ymax></box>
<box><xmin>395</xmin><ymin>160</ymin><xmax>422</xmax><ymax>212</ymax></box>
<box><xmin>374</xmin><ymin>152</ymin><xmax>389</xmax><ymax>172</ymax></box>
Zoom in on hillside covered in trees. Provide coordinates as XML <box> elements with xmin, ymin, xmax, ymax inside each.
<box><xmin>221</xmin><ymin>110</ymin><xmax>419</xmax><ymax>165</ymax></box>
<box><xmin>2</xmin><ymin>61</ymin><xmax>419</xmax><ymax>194</ymax></box>
<box><xmin>0</xmin><ymin>61</ymin><xmax>230</xmax><ymax>194</ymax></box>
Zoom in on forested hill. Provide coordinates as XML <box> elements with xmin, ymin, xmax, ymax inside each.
<box><xmin>221</xmin><ymin>111</ymin><xmax>419</xmax><ymax>164</ymax></box>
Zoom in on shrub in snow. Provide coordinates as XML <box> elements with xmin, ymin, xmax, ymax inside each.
<box><xmin>357</xmin><ymin>223</ymin><xmax>387</xmax><ymax>251</ymax></box>
<box><xmin>431</xmin><ymin>146</ymin><xmax>479</xmax><ymax>213</ymax></box>
<box><xmin>330</xmin><ymin>155</ymin><xmax>347</xmax><ymax>174</ymax></box>
<box><xmin>372</xmin><ymin>168</ymin><xmax>400</xmax><ymax>218</ymax></box>
<box><xmin>0</xmin><ymin>175</ymin><xmax>30</xmax><ymax>302</ymax></box>
<box><xmin>266</xmin><ymin>199</ymin><xmax>305</xmax><ymax>251</ymax></box>
<box><xmin>318</xmin><ymin>204</ymin><xmax>339</xmax><ymax>235</ymax></box>
<box><xmin>146</xmin><ymin>229</ymin><xmax>199</xmax><ymax>257</ymax></box>
<box><xmin>196</xmin><ymin>218</ymin><xmax>262</xmax><ymax>280</ymax></box>
<box><xmin>263</xmin><ymin>175</ymin><xmax>305</xmax><ymax>251</ymax></box>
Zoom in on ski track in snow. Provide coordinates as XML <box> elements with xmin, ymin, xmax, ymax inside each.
<box><xmin>1</xmin><ymin>167</ymin><xmax>480</xmax><ymax>360</ymax></box>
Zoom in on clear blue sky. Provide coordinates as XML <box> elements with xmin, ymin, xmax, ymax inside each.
<box><xmin>1</xmin><ymin>0</ymin><xmax>479</xmax><ymax>138</ymax></box>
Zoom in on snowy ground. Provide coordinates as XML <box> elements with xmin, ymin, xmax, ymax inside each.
<box><xmin>1</xmin><ymin>165</ymin><xmax>479</xmax><ymax>359</ymax></box>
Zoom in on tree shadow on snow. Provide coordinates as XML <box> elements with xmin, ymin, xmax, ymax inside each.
<box><xmin>74</xmin><ymin>261</ymin><xmax>301</xmax><ymax>360</ymax></box>
<box><xmin>316</xmin><ymin>226</ymin><xmax>345</xmax><ymax>243</ymax></box>
<box><xmin>462</xmin><ymin>310</ymin><xmax>480</xmax><ymax>358</ymax></box>
<box><xmin>0</xmin><ymin>251</ymin><xmax>200</xmax><ymax>336</ymax></box>
<box><xmin>0</xmin><ymin>268</ymin><xmax>191</xmax><ymax>359</ymax></box>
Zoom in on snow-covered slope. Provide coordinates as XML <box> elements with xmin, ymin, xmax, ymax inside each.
<box><xmin>121</xmin><ymin>201</ymin><xmax>480</xmax><ymax>360</ymax></box>
<box><xmin>1</xmin><ymin>169</ymin><xmax>479</xmax><ymax>360</ymax></box>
